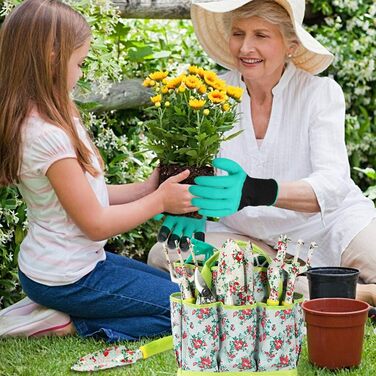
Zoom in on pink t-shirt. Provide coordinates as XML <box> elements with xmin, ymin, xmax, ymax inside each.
<box><xmin>17</xmin><ymin>115</ymin><xmax>108</xmax><ymax>286</ymax></box>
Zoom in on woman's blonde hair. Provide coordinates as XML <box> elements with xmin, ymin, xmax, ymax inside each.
<box><xmin>224</xmin><ymin>0</ymin><xmax>299</xmax><ymax>47</ymax></box>
<box><xmin>0</xmin><ymin>0</ymin><xmax>103</xmax><ymax>186</ymax></box>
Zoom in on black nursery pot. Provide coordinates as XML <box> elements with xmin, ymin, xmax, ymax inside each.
<box><xmin>306</xmin><ymin>267</ymin><xmax>360</xmax><ymax>300</ymax></box>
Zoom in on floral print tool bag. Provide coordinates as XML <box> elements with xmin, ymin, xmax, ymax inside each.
<box><xmin>72</xmin><ymin>238</ymin><xmax>305</xmax><ymax>373</ymax></box>
<box><xmin>170</xmin><ymin>239</ymin><xmax>305</xmax><ymax>375</ymax></box>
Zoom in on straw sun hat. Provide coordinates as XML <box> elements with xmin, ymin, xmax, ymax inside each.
<box><xmin>191</xmin><ymin>0</ymin><xmax>334</xmax><ymax>75</ymax></box>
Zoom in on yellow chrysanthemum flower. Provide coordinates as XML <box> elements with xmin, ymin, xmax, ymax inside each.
<box><xmin>212</xmin><ymin>79</ymin><xmax>226</xmax><ymax>91</ymax></box>
<box><xmin>198</xmin><ymin>85</ymin><xmax>207</xmax><ymax>94</ymax></box>
<box><xmin>143</xmin><ymin>78</ymin><xmax>151</xmax><ymax>87</ymax></box>
<box><xmin>188</xmin><ymin>65</ymin><xmax>199</xmax><ymax>74</ymax></box>
<box><xmin>178</xmin><ymin>84</ymin><xmax>186</xmax><ymax>93</ymax></box>
<box><xmin>161</xmin><ymin>86</ymin><xmax>169</xmax><ymax>94</ymax></box>
<box><xmin>222</xmin><ymin>103</ymin><xmax>231</xmax><ymax>111</ymax></box>
<box><xmin>185</xmin><ymin>75</ymin><xmax>202</xmax><ymax>89</ymax></box>
<box><xmin>149</xmin><ymin>71</ymin><xmax>169</xmax><ymax>81</ymax></box>
<box><xmin>150</xmin><ymin>94</ymin><xmax>162</xmax><ymax>104</ymax></box>
<box><xmin>166</xmin><ymin>74</ymin><xmax>186</xmax><ymax>89</ymax></box>
<box><xmin>208</xmin><ymin>90</ymin><xmax>226</xmax><ymax>104</ymax></box>
<box><xmin>189</xmin><ymin>99</ymin><xmax>206</xmax><ymax>110</ymax></box>
<box><xmin>203</xmin><ymin>109</ymin><xmax>210</xmax><ymax>116</ymax></box>
<box><xmin>166</xmin><ymin>78</ymin><xmax>178</xmax><ymax>89</ymax></box>
<box><xmin>143</xmin><ymin>78</ymin><xmax>155</xmax><ymax>87</ymax></box>
<box><xmin>155</xmin><ymin>102</ymin><xmax>161</xmax><ymax>107</ymax></box>
<box><xmin>204</xmin><ymin>71</ymin><xmax>219</xmax><ymax>87</ymax></box>
<box><xmin>197</xmin><ymin>67</ymin><xmax>206</xmax><ymax>78</ymax></box>
<box><xmin>227</xmin><ymin>85</ymin><xmax>244</xmax><ymax>100</ymax></box>
<box><xmin>165</xmin><ymin>101</ymin><xmax>170</xmax><ymax>107</ymax></box>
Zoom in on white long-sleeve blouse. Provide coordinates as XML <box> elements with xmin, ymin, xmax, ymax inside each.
<box><xmin>207</xmin><ymin>63</ymin><xmax>375</xmax><ymax>266</ymax></box>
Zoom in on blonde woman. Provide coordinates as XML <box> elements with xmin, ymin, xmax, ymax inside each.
<box><xmin>148</xmin><ymin>0</ymin><xmax>376</xmax><ymax>305</ymax></box>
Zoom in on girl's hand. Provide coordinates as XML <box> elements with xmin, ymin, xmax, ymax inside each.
<box><xmin>157</xmin><ymin>169</ymin><xmax>198</xmax><ymax>214</ymax></box>
<box><xmin>144</xmin><ymin>167</ymin><xmax>160</xmax><ymax>194</ymax></box>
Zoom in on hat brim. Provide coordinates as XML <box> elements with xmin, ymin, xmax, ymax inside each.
<box><xmin>191</xmin><ymin>0</ymin><xmax>334</xmax><ymax>75</ymax></box>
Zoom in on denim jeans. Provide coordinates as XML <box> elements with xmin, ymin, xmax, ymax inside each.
<box><xmin>19</xmin><ymin>251</ymin><xmax>179</xmax><ymax>342</ymax></box>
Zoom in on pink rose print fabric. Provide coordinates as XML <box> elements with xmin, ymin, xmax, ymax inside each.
<box><xmin>218</xmin><ymin>306</ymin><xmax>257</xmax><ymax>372</ymax></box>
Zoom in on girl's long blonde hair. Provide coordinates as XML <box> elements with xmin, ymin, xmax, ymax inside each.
<box><xmin>0</xmin><ymin>0</ymin><xmax>103</xmax><ymax>186</ymax></box>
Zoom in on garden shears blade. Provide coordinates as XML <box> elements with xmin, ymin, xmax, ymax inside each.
<box><xmin>194</xmin><ymin>267</ymin><xmax>216</xmax><ymax>304</ymax></box>
<box><xmin>71</xmin><ymin>335</ymin><xmax>173</xmax><ymax>372</ymax></box>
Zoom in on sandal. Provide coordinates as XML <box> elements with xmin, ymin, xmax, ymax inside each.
<box><xmin>0</xmin><ymin>297</ymin><xmax>40</xmax><ymax>317</ymax></box>
<box><xmin>0</xmin><ymin>306</ymin><xmax>71</xmax><ymax>337</ymax></box>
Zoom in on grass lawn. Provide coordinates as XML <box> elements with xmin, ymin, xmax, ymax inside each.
<box><xmin>0</xmin><ymin>322</ymin><xmax>375</xmax><ymax>375</ymax></box>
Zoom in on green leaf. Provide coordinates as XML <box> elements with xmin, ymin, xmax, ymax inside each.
<box><xmin>186</xmin><ymin>150</ymin><xmax>198</xmax><ymax>158</ymax></box>
<box><xmin>354</xmin><ymin>167</ymin><xmax>376</xmax><ymax>180</ymax></box>
<box><xmin>128</xmin><ymin>46</ymin><xmax>154</xmax><ymax>62</ymax></box>
<box><xmin>15</xmin><ymin>227</ymin><xmax>25</xmax><ymax>245</ymax></box>
<box><xmin>224</xmin><ymin>130</ymin><xmax>244</xmax><ymax>141</ymax></box>
<box><xmin>4</xmin><ymin>199</ymin><xmax>17</xmax><ymax>209</ymax></box>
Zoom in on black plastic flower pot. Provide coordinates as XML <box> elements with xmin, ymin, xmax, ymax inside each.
<box><xmin>305</xmin><ymin>267</ymin><xmax>359</xmax><ymax>300</ymax></box>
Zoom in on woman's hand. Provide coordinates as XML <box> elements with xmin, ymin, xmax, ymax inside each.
<box><xmin>157</xmin><ymin>169</ymin><xmax>198</xmax><ymax>214</ymax></box>
<box><xmin>190</xmin><ymin>158</ymin><xmax>278</xmax><ymax>217</ymax></box>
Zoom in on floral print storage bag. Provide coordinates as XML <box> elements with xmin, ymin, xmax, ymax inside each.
<box><xmin>170</xmin><ymin>239</ymin><xmax>305</xmax><ymax>375</ymax></box>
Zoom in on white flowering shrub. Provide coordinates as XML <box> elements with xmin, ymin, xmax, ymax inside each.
<box><xmin>307</xmin><ymin>0</ymin><xmax>376</xmax><ymax>192</ymax></box>
<box><xmin>0</xmin><ymin>188</ymin><xmax>26</xmax><ymax>306</ymax></box>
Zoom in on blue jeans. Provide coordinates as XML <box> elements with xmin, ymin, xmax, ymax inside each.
<box><xmin>19</xmin><ymin>252</ymin><xmax>179</xmax><ymax>342</ymax></box>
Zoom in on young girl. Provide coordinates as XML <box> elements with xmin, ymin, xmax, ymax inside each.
<box><xmin>0</xmin><ymin>0</ymin><xmax>197</xmax><ymax>341</ymax></box>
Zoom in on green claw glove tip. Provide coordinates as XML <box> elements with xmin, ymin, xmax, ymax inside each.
<box><xmin>156</xmin><ymin>215</ymin><xmax>206</xmax><ymax>250</ymax></box>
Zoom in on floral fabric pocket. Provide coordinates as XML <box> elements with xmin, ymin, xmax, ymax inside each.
<box><xmin>256</xmin><ymin>303</ymin><xmax>298</xmax><ymax>372</ymax></box>
<box><xmin>218</xmin><ymin>305</ymin><xmax>257</xmax><ymax>372</ymax></box>
<box><xmin>181</xmin><ymin>299</ymin><xmax>219</xmax><ymax>372</ymax></box>
<box><xmin>170</xmin><ymin>292</ymin><xmax>184</xmax><ymax>368</ymax></box>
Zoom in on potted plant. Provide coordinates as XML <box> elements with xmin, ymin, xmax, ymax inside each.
<box><xmin>143</xmin><ymin>66</ymin><xmax>243</xmax><ymax>216</ymax></box>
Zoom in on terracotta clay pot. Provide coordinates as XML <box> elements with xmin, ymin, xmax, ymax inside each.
<box><xmin>302</xmin><ymin>298</ymin><xmax>369</xmax><ymax>370</ymax></box>
<box><xmin>159</xmin><ymin>164</ymin><xmax>214</xmax><ymax>219</ymax></box>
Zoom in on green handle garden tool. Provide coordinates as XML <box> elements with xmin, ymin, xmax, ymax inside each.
<box><xmin>71</xmin><ymin>335</ymin><xmax>173</xmax><ymax>372</ymax></box>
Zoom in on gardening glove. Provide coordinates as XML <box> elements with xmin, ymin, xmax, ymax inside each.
<box><xmin>189</xmin><ymin>157</ymin><xmax>278</xmax><ymax>217</ymax></box>
<box><xmin>185</xmin><ymin>238</ymin><xmax>215</xmax><ymax>264</ymax></box>
<box><xmin>155</xmin><ymin>214</ymin><xmax>206</xmax><ymax>252</ymax></box>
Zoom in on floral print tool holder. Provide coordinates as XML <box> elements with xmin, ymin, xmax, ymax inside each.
<box><xmin>170</xmin><ymin>239</ymin><xmax>305</xmax><ymax>376</ymax></box>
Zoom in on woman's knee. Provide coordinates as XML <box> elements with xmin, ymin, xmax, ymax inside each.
<box><xmin>341</xmin><ymin>219</ymin><xmax>376</xmax><ymax>283</ymax></box>
<box><xmin>147</xmin><ymin>242</ymin><xmax>170</xmax><ymax>271</ymax></box>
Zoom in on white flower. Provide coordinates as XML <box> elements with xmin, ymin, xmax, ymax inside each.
<box><xmin>0</xmin><ymin>0</ymin><xmax>15</xmax><ymax>16</ymax></box>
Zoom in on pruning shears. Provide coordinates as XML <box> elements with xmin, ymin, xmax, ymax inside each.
<box><xmin>194</xmin><ymin>267</ymin><xmax>217</xmax><ymax>304</ymax></box>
